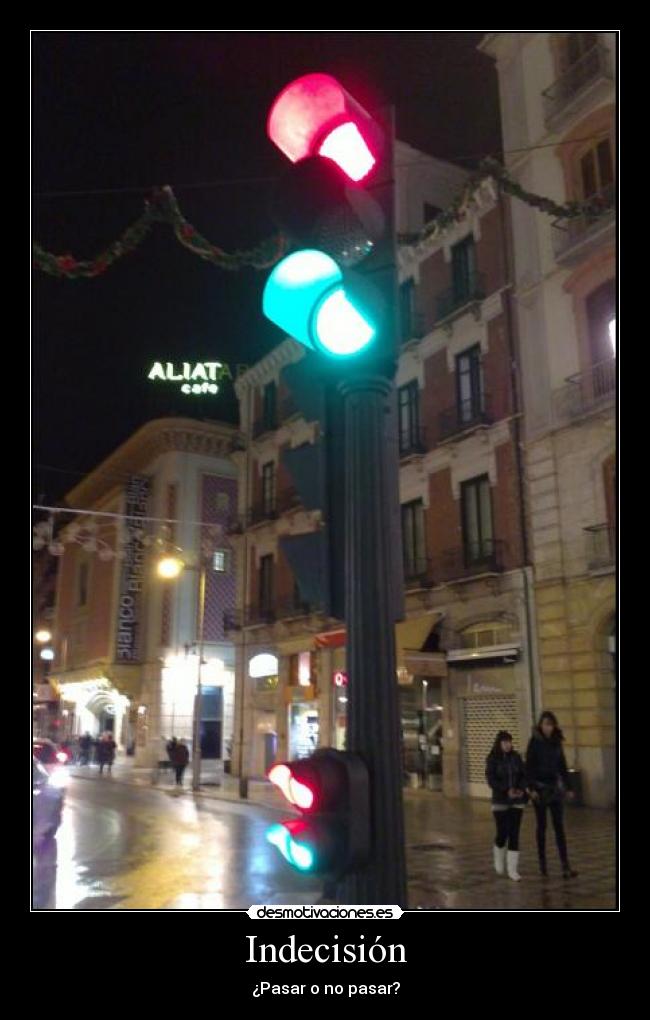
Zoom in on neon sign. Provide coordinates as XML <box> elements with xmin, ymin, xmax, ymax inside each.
<box><xmin>147</xmin><ymin>362</ymin><xmax>232</xmax><ymax>396</ymax></box>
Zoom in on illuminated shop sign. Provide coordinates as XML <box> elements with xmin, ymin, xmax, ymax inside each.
<box><xmin>147</xmin><ymin>361</ymin><xmax>232</xmax><ymax>395</ymax></box>
<box><xmin>333</xmin><ymin>670</ymin><xmax>348</xmax><ymax>687</ymax></box>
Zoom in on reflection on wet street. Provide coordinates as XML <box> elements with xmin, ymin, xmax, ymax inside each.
<box><xmin>32</xmin><ymin>777</ymin><xmax>320</xmax><ymax>910</ymax></box>
<box><xmin>32</xmin><ymin>777</ymin><xmax>616</xmax><ymax>910</ymax></box>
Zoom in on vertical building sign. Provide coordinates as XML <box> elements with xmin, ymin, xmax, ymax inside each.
<box><xmin>116</xmin><ymin>475</ymin><xmax>150</xmax><ymax>662</ymax></box>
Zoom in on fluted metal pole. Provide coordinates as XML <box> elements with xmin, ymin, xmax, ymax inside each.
<box><xmin>338</xmin><ymin>374</ymin><xmax>407</xmax><ymax>907</ymax></box>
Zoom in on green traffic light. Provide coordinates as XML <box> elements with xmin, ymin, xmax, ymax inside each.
<box><xmin>263</xmin><ymin>249</ymin><xmax>375</xmax><ymax>358</ymax></box>
<box><xmin>267</xmin><ymin>821</ymin><xmax>316</xmax><ymax>871</ymax></box>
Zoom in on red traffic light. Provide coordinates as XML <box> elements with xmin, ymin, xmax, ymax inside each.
<box><xmin>268</xmin><ymin>763</ymin><xmax>316</xmax><ymax>810</ymax></box>
<box><xmin>267</xmin><ymin>73</ymin><xmax>382</xmax><ymax>183</ymax></box>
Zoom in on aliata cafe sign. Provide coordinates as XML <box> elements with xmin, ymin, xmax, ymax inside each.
<box><xmin>147</xmin><ymin>361</ymin><xmax>232</xmax><ymax>396</ymax></box>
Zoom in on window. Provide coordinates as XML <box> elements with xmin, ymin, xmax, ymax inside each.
<box><xmin>580</xmin><ymin>138</ymin><xmax>614</xmax><ymax>201</ymax></box>
<box><xmin>259</xmin><ymin>555</ymin><xmax>274</xmax><ymax>611</ymax></box>
<box><xmin>213</xmin><ymin>549</ymin><xmax>231</xmax><ymax>573</ymax></box>
<box><xmin>456</xmin><ymin>345</ymin><xmax>484</xmax><ymax>425</ymax></box>
<box><xmin>451</xmin><ymin>236</ymin><xmax>478</xmax><ymax>303</ymax></box>
<box><xmin>261</xmin><ymin>462</ymin><xmax>276</xmax><ymax>515</ymax></box>
<box><xmin>262</xmin><ymin>381</ymin><xmax>277</xmax><ymax>429</ymax></box>
<box><xmin>216</xmin><ymin>492</ymin><xmax>230</xmax><ymax>514</ymax></box>
<box><xmin>398</xmin><ymin>381</ymin><xmax>421</xmax><ymax>453</ymax></box>
<box><xmin>586</xmin><ymin>279</ymin><xmax>616</xmax><ymax>376</ymax></box>
<box><xmin>399</xmin><ymin>280</ymin><xmax>416</xmax><ymax>342</ymax></box>
<box><xmin>78</xmin><ymin>562</ymin><xmax>89</xmax><ymax>607</ymax></box>
<box><xmin>461</xmin><ymin>476</ymin><xmax>494</xmax><ymax>566</ymax></box>
<box><xmin>401</xmin><ymin>500</ymin><xmax>426</xmax><ymax>579</ymax></box>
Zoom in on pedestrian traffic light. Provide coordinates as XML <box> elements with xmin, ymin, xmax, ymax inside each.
<box><xmin>262</xmin><ymin>73</ymin><xmax>397</xmax><ymax>372</ymax></box>
<box><xmin>266</xmin><ymin>749</ymin><xmax>370</xmax><ymax>877</ymax></box>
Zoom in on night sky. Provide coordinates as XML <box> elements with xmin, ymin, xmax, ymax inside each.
<box><xmin>32</xmin><ymin>31</ymin><xmax>501</xmax><ymax>504</ymax></box>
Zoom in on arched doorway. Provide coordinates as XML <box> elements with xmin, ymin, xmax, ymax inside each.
<box><xmin>58</xmin><ymin>680</ymin><xmax>130</xmax><ymax>747</ymax></box>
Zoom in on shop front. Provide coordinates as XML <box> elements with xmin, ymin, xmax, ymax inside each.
<box><xmin>248</xmin><ymin>652</ymin><xmax>279</xmax><ymax>777</ymax></box>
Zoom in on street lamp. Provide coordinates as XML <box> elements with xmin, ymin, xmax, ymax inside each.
<box><xmin>157</xmin><ymin>552</ymin><xmax>207</xmax><ymax>791</ymax></box>
<box><xmin>35</xmin><ymin>629</ymin><xmax>52</xmax><ymax>644</ymax></box>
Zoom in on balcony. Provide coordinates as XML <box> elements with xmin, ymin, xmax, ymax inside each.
<box><xmin>399</xmin><ymin>425</ymin><xmax>428</xmax><ymax>459</ymax></box>
<box><xmin>439</xmin><ymin>395</ymin><xmax>493</xmax><ymax>441</ymax></box>
<box><xmin>400</xmin><ymin>311</ymin><xmax>427</xmax><ymax>346</ymax></box>
<box><xmin>252</xmin><ymin>414</ymin><xmax>278</xmax><ymax>440</ymax></box>
<box><xmin>437</xmin><ymin>540</ymin><xmax>505</xmax><ymax>582</ymax></box>
<box><xmin>248</xmin><ymin>498</ymin><xmax>278</xmax><ymax>527</ymax></box>
<box><xmin>403</xmin><ymin>557</ymin><xmax>434</xmax><ymax>590</ymax></box>
<box><xmin>542</xmin><ymin>44</ymin><xmax>612</xmax><ymax>129</ymax></box>
<box><xmin>584</xmin><ymin>524</ymin><xmax>615</xmax><ymax>571</ymax></box>
<box><xmin>551</xmin><ymin>186</ymin><xmax>615</xmax><ymax>265</ymax></box>
<box><xmin>277</xmin><ymin>487</ymin><xmax>302</xmax><ymax>514</ymax></box>
<box><xmin>224</xmin><ymin>606</ymin><xmax>276</xmax><ymax>630</ymax></box>
<box><xmin>275</xmin><ymin>597</ymin><xmax>319</xmax><ymax>621</ymax></box>
<box><xmin>436</xmin><ymin>272</ymin><xmax>485</xmax><ymax>326</ymax></box>
<box><xmin>554</xmin><ymin>358</ymin><xmax>616</xmax><ymax>422</ymax></box>
<box><xmin>280</xmin><ymin>395</ymin><xmax>300</xmax><ymax>422</ymax></box>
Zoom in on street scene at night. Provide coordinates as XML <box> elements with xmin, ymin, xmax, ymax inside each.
<box><xmin>32</xmin><ymin>31</ymin><xmax>617</xmax><ymax>913</ymax></box>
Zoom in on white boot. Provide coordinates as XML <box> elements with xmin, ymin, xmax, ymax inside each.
<box><xmin>493</xmin><ymin>845</ymin><xmax>507</xmax><ymax>875</ymax></box>
<box><xmin>506</xmin><ymin>850</ymin><xmax>521</xmax><ymax>881</ymax></box>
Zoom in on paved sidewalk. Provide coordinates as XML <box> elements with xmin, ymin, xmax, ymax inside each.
<box><xmin>69</xmin><ymin>756</ymin><xmax>616</xmax><ymax>910</ymax></box>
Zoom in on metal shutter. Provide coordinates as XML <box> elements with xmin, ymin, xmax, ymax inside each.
<box><xmin>461</xmin><ymin>695</ymin><xmax>521</xmax><ymax>796</ymax></box>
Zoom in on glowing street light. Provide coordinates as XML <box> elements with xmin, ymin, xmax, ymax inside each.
<box><xmin>35</xmin><ymin>629</ymin><xmax>52</xmax><ymax>644</ymax></box>
<box><xmin>40</xmin><ymin>648</ymin><xmax>55</xmax><ymax>661</ymax></box>
<box><xmin>157</xmin><ymin>555</ymin><xmax>184</xmax><ymax>579</ymax></box>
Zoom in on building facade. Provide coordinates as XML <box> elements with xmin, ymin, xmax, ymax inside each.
<box><xmin>228</xmin><ymin>144</ymin><xmax>542</xmax><ymax>799</ymax></box>
<box><xmin>481</xmin><ymin>32</ymin><xmax>616</xmax><ymax>806</ymax></box>
<box><xmin>48</xmin><ymin>417</ymin><xmax>239</xmax><ymax>769</ymax></box>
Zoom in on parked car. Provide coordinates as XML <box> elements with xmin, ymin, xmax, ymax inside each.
<box><xmin>32</xmin><ymin>738</ymin><xmax>70</xmax><ymax>786</ymax></box>
<box><xmin>33</xmin><ymin>757</ymin><xmax>64</xmax><ymax>844</ymax></box>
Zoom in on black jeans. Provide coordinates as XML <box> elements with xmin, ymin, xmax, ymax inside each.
<box><xmin>534</xmin><ymin>799</ymin><xmax>568</xmax><ymax>864</ymax></box>
<box><xmin>493</xmin><ymin>808</ymin><xmax>523</xmax><ymax>851</ymax></box>
<box><xmin>174</xmin><ymin>765</ymin><xmax>186</xmax><ymax>786</ymax></box>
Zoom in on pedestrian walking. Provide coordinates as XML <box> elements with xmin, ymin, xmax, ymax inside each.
<box><xmin>170</xmin><ymin>738</ymin><xmax>190</xmax><ymax>787</ymax></box>
<box><xmin>79</xmin><ymin>732</ymin><xmax>92</xmax><ymax>766</ymax></box>
<box><xmin>525</xmin><ymin>711</ymin><xmax>578</xmax><ymax>879</ymax></box>
<box><xmin>97</xmin><ymin>732</ymin><xmax>117</xmax><ymax>776</ymax></box>
<box><xmin>485</xmin><ymin>730</ymin><xmax>528</xmax><ymax>881</ymax></box>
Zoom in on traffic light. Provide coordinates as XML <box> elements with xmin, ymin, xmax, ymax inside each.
<box><xmin>262</xmin><ymin>73</ymin><xmax>397</xmax><ymax>371</ymax></box>
<box><xmin>266</xmin><ymin>749</ymin><xmax>370</xmax><ymax>877</ymax></box>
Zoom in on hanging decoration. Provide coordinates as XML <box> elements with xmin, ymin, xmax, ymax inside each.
<box><xmin>32</xmin><ymin>185</ymin><xmax>289</xmax><ymax>279</ymax></box>
<box><xmin>398</xmin><ymin>157</ymin><xmax>615</xmax><ymax>246</ymax></box>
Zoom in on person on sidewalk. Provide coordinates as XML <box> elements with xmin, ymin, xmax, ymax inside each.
<box><xmin>525</xmin><ymin>711</ymin><xmax>578</xmax><ymax>880</ymax></box>
<box><xmin>485</xmin><ymin>730</ymin><xmax>528</xmax><ymax>881</ymax></box>
<box><xmin>79</xmin><ymin>732</ymin><xmax>92</xmax><ymax>766</ymax></box>
<box><xmin>170</xmin><ymin>738</ymin><xmax>190</xmax><ymax>787</ymax></box>
<box><xmin>97</xmin><ymin>732</ymin><xmax>117</xmax><ymax>776</ymax></box>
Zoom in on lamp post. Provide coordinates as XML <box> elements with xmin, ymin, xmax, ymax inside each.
<box><xmin>157</xmin><ymin>551</ymin><xmax>209</xmax><ymax>792</ymax></box>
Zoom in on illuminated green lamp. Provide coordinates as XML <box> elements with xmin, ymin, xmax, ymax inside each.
<box><xmin>262</xmin><ymin>249</ymin><xmax>375</xmax><ymax>358</ymax></box>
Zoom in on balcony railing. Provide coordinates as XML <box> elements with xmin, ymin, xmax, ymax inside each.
<box><xmin>275</xmin><ymin>597</ymin><xmax>319</xmax><ymax>620</ymax></box>
<box><xmin>401</xmin><ymin>311</ymin><xmax>426</xmax><ymax>345</ymax></box>
<box><xmin>248</xmin><ymin>498</ymin><xmax>278</xmax><ymax>526</ymax></box>
<box><xmin>554</xmin><ymin>358</ymin><xmax>616</xmax><ymax>421</ymax></box>
<box><xmin>542</xmin><ymin>44</ymin><xmax>612</xmax><ymax>126</ymax></box>
<box><xmin>403</xmin><ymin>556</ymin><xmax>434</xmax><ymax>590</ymax></box>
<box><xmin>224</xmin><ymin>599</ymin><xmax>318</xmax><ymax>631</ymax></box>
<box><xmin>437</xmin><ymin>540</ymin><xmax>505</xmax><ymax>581</ymax></box>
<box><xmin>252</xmin><ymin>414</ymin><xmax>278</xmax><ymax>439</ymax></box>
<box><xmin>439</xmin><ymin>395</ymin><xmax>493</xmax><ymax>440</ymax></box>
<box><xmin>277</xmin><ymin>487</ymin><xmax>302</xmax><ymax>514</ymax></box>
<box><xmin>280</xmin><ymin>395</ymin><xmax>300</xmax><ymax>422</ymax></box>
<box><xmin>551</xmin><ymin>186</ymin><xmax>615</xmax><ymax>261</ymax></box>
<box><xmin>436</xmin><ymin>271</ymin><xmax>485</xmax><ymax>324</ymax></box>
<box><xmin>399</xmin><ymin>425</ymin><xmax>428</xmax><ymax>458</ymax></box>
<box><xmin>584</xmin><ymin>524</ymin><xmax>615</xmax><ymax>571</ymax></box>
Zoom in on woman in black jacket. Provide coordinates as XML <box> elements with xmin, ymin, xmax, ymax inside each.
<box><xmin>525</xmin><ymin>712</ymin><xmax>578</xmax><ymax>879</ymax></box>
<box><xmin>485</xmin><ymin>730</ymin><xmax>528</xmax><ymax>881</ymax></box>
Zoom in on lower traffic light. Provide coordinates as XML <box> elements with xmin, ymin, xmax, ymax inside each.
<box><xmin>262</xmin><ymin>249</ymin><xmax>381</xmax><ymax>358</ymax></box>
<box><xmin>265</xmin><ymin>749</ymin><xmax>370</xmax><ymax>878</ymax></box>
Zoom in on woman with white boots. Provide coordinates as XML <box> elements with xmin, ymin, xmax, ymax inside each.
<box><xmin>485</xmin><ymin>730</ymin><xmax>528</xmax><ymax>881</ymax></box>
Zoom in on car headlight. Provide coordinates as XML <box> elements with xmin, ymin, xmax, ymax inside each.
<box><xmin>49</xmin><ymin>769</ymin><xmax>68</xmax><ymax>789</ymax></box>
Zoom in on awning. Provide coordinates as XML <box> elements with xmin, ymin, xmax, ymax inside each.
<box><xmin>446</xmin><ymin>643</ymin><xmax>521</xmax><ymax>665</ymax></box>
<box><xmin>395</xmin><ymin>612</ymin><xmax>444</xmax><ymax>674</ymax></box>
<box><xmin>314</xmin><ymin>628</ymin><xmax>346</xmax><ymax>649</ymax></box>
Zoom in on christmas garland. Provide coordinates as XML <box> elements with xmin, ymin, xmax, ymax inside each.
<box><xmin>33</xmin><ymin>164</ymin><xmax>614</xmax><ymax>279</ymax></box>
<box><xmin>397</xmin><ymin>157</ymin><xmax>615</xmax><ymax>246</ymax></box>
<box><xmin>32</xmin><ymin>185</ymin><xmax>289</xmax><ymax>279</ymax></box>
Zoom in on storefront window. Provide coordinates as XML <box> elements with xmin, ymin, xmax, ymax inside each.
<box><xmin>289</xmin><ymin>704</ymin><xmax>319</xmax><ymax>759</ymax></box>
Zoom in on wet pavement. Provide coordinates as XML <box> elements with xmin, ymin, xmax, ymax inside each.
<box><xmin>32</xmin><ymin>771</ymin><xmax>616</xmax><ymax>910</ymax></box>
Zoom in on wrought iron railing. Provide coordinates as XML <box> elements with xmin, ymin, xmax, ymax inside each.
<box><xmin>436</xmin><ymin>271</ymin><xmax>485</xmax><ymax>323</ymax></box>
<box><xmin>554</xmin><ymin>358</ymin><xmax>616</xmax><ymax>421</ymax></box>
<box><xmin>280</xmin><ymin>395</ymin><xmax>300</xmax><ymax>421</ymax></box>
<box><xmin>542</xmin><ymin>43</ymin><xmax>612</xmax><ymax>124</ymax></box>
<box><xmin>439</xmin><ymin>395</ymin><xmax>493</xmax><ymax>439</ymax></box>
<box><xmin>399</xmin><ymin>425</ymin><xmax>428</xmax><ymax>458</ymax></box>
<box><xmin>403</xmin><ymin>556</ymin><xmax>434</xmax><ymax>589</ymax></box>
<box><xmin>252</xmin><ymin>414</ymin><xmax>278</xmax><ymax>439</ymax></box>
<box><xmin>584</xmin><ymin>524</ymin><xmax>615</xmax><ymax>570</ymax></box>
<box><xmin>551</xmin><ymin>185</ymin><xmax>615</xmax><ymax>259</ymax></box>
<box><xmin>437</xmin><ymin>540</ymin><xmax>505</xmax><ymax>581</ymax></box>
<box><xmin>401</xmin><ymin>311</ymin><xmax>426</xmax><ymax>345</ymax></box>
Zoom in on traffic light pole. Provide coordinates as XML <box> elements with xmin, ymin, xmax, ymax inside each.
<box><xmin>338</xmin><ymin>374</ymin><xmax>408</xmax><ymax>907</ymax></box>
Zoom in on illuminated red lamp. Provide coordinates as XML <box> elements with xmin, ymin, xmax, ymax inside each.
<box><xmin>267</xmin><ymin>73</ymin><xmax>381</xmax><ymax>183</ymax></box>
